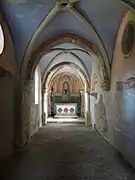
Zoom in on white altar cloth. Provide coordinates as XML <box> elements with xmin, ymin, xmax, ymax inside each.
<box><xmin>55</xmin><ymin>103</ymin><xmax>78</xmax><ymax>118</ymax></box>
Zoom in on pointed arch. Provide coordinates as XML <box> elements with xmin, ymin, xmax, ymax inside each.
<box><xmin>24</xmin><ymin>33</ymin><xmax>110</xmax><ymax>91</ymax></box>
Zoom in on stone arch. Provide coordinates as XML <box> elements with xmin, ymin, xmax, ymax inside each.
<box><xmin>49</xmin><ymin>73</ymin><xmax>72</xmax><ymax>94</ymax></box>
<box><xmin>44</xmin><ymin>62</ymin><xmax>90</xmax><ymax>92</ymax></box>
<box><xmin>42</xmin><ymin>49</ymin><xmax>90</xmax><ymax>84</ymax></box>
<box><xmin>120</xmin><ymin>0</ymin><xmax>135</xmax><ymax>12</ymax></box>
<box><xmin>60</xmin><ymin>73</ymin><xmax>83</xmax><ymax>93</ymax></box>
<box><xmin>24</xmin><ymin>33</ymin><xmax>110</xmax><ymax>91</ymax></box>
<box><xmin>20</xmin><ymin>0</ymin><xmax>110</xmax><ymax>81</ymax></box>
<box><xmin>48</xmin><ymin>66</ymin><xmax>85</xmax><ymax>93</ymax></box>
<box><xmin>50</xmin><ymin>71</ymin><xmax>84</xmax><ymax>95</ymax></box>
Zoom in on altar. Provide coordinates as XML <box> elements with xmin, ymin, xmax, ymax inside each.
<box><xmin>55</xmin><ymin>103</ymin><xmax>78</xmax><ymax>118</ymax></box>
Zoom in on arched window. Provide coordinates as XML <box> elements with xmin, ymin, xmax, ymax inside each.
<box><xmin>0</xmin><ymin>25</ymin><xmax>4</xmax><ymax>55</ymax></box>
<box><xmin>35</xmin><ymin>67</ymin><xmax>39</xmax><ymax>104</ymax></box>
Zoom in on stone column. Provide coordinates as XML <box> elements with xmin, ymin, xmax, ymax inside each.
<box><xmin>42</xmin><ymin>87</ymin><xmax>45</xmax><ymax>125</ymax></box>
<box><xmin>44</xmin><ymin>89</ymin><xmax>48</xmax><ymax>123</ymax></box>
<box><xmin>90</xmin><ymin>92</ymin><xmax>97</xmax><ymax>129</ymax></box>
<box><xmin>47</xmin><ymin>90</ymin><xmax>51</xmax><ymax>117</ymax></box>
<box><xmin>22</xmin><ymin>80</ymin><xmax>35</xmax><ymax>146</ymax></box>
<box><xmin>80</xmin><ymin>90</ymin><xmax>84</xmax><ymax>117</ymax></box>
<box><xmin>84</xmin><ymin>90</ymin><xmax>91</xmax><ymax>126</ymax></box>
<box><xmin>14</xmin><ymin>79</ymin><xmax>35</xmax><ymax>149</ymax></box>
<box><xmin>39</xmin><ymin>74</ymin><xmax>42</xmax><ymax>128</ymax></box>
<box><xmin>88</xmin><ymin>90</ymin><xmax>91</xmax><ymax>126</ymax></box>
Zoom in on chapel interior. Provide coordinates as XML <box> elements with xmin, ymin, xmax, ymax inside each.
<box><xmin>0</xmin><ymin>0</ymin><xmax>135</xmax><ymax>179</ymax></box>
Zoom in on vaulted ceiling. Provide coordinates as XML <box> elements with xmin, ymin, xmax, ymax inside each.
<box><xmin>0</xmin><ymin>0</ymin><xmax>134</xmax><ymax>76</ymax></box>
<box><xmin>39</xmin><ymin>43</ymin><xmax>92</xmax><ymax>76</ymax></box>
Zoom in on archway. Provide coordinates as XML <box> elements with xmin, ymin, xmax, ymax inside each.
<box><xmin>42</xmin><ymin>61</ymin><xmax>90</xmax><ymax>124</ymax></box>
<box><xmin>19</xmin><ymin>33</ymin><xmax>111</xmax><ymax>147</ymax></box>
<box><xmin>24</xmin><ymin>34</ymin><xmax>110</xmax><ymax>92</ymax></box>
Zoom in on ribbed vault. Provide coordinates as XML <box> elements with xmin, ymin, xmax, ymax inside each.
<box><xmin>0</xmin><ymin>0</ymin><xmax>133</xmax><ymax>68</ymax></box>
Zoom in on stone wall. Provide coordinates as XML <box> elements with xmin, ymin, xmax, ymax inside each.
<box><xmin>21</xmin><ymin>80</ymin><xmax>34</xmax><ymax>146</ymax></box>
<box><xmin>21</xmin><ymin>79</ymin><xmax>42</xmax><ymax>146</ymax></box>
<box><xmin>21</xmin><ymin>67</ymin><xmax>42</xmax><ymax>146</ymax></box>
<box><xmin>0</xmin><ymin>76</ymin><xmax>15</xmax><ymax>160</ymax></box>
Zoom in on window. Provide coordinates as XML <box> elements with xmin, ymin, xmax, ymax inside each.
<box><xmin>0</xmin><ymin>25</ymin><xmax>4</xmax><ymax>55</ymax></box>
<box><xmin>35</xmin><ymin>67</ymin><xmax>39</xmax><ymax>104</ymax></box>
<box><xmin>122</xmin><ymin>22</ymin><xmax>135</xmax><ymax>57</ymax></box>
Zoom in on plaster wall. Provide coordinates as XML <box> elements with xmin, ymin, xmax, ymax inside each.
<box><xmin>93</xmin><ymin>11</ymin><xmax>135</xmax><ymax>168</ymax></box>
<box><xmin>51</xmin><ymin>73</ymin><xmax>83</xmax><ymax>94</ymax></box>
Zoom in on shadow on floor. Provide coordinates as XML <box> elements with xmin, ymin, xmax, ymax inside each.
<box><xmin>0</xmin><ymin>124</ymin><xmax>135</xmax><ymax>180</ymax></box>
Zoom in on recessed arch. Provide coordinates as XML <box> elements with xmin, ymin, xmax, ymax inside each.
<box><xmin>50</xmin><ymin>72</ymin><xmax>84</xmax><ymax>94</ymax></box>
<box><xmin>53</xmin><ymin>73</ymin><xmax>73</xmax><ymax>94</ymax></box>
<box><xmin>44</xmin><ymin>62</ymin><xmax>90</xmax><ymax>91</ymax></box>
<box><xmin>112</xmin><ymin>10</ymin><xmax>135</xmax><ymax>68</ymax></box>
<box><xmin>121</xmin><ymin>21</ymin><xmax>135</xmax><ymax>57</ymax></box>
<box><xmin>49</xmin><ymin>67</ymin><xmax>85</xmax><ymax>91</ymax></box>
<box><xmin>44</xmin><ymin>62</ymin><xmax>89</xmax><ymax>87</ymax></box>
<box><xmin>111</xmin><ymin>9</ymin><xmax>128</xmax><ymax>64</ymax></box>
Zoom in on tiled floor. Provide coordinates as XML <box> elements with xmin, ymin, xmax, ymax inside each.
<box><xmin>0</xmin><ymin>124</ymin><xmax>135</xmax><ymax>180</ymax></box>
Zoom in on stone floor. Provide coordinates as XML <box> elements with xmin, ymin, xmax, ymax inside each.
<box><xmin>0</xmin><ymin>124</ymin><xmax>135</xmax><ymax>180</ymax></box>
<box><xmin>47</xmin><ymin>117</ymin><xmax>84</xmax><ymax>123</ymax></box>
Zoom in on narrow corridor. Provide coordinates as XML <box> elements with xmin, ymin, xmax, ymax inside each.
<box><xmin>0</xmin><ymin>124</ymin><xmax>135</xmax><ymax>180</ymax></box>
